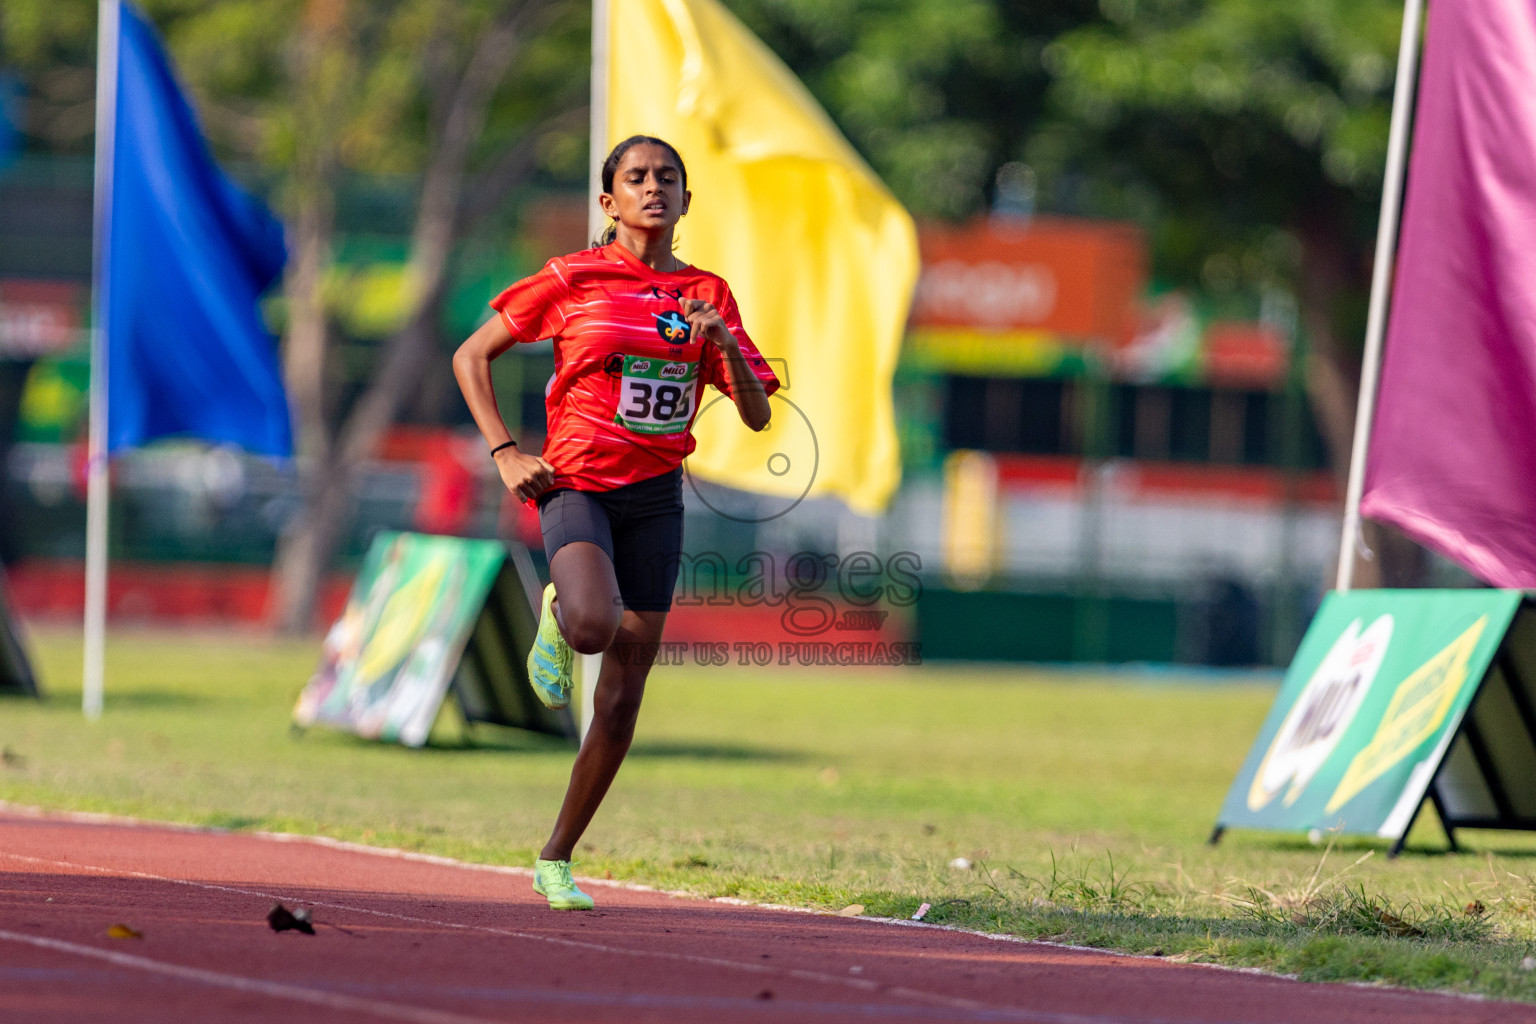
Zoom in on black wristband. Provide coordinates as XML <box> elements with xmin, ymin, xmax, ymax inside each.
<box><xmin>489</xmin><ymin>440</ymin><xmax>517</xmax><ymax>458</ymax></box>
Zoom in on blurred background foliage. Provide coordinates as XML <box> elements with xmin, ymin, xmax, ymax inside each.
<box><xmin>0</xmin><ymin>0</ymin><xmax>1419</xmax><ymax>617</ymax></box>
<box><xmin>1</xmin><ymin>0</ymin><xmax>1402</xmax><ymax>306</ymax></box>
<box><xmin>0</xmin><ymin>0</ymin><xmax>589</xmax><ymax>191</ymax></box>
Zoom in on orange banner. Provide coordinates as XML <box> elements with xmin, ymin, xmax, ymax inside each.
<box><xmin>911</xmin><ymin>218</ymin><xmax>1147</xmax><ymax>346</ymax></box>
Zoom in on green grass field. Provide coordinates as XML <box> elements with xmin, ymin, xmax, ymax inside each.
<box><xmin>7</xmin><ymin>626</ymin><xmax>1536</xmax><ymax>1001</ymax></box>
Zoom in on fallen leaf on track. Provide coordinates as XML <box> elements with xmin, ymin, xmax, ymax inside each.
<box><xmin>267</xmin><ymin>903</ymin><xmax>315</xmax><ymax>935</ymax></box>
<box><xmin>106</xmin><ymin>924</ymin><xmax>142</xmax><ymax>940</ymax></box>
<box><xmin>837</xmin><ymin>904</ymin><xmax>864</xmax><ymax>917</ymax></box>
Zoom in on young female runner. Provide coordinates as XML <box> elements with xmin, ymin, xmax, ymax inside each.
<box><xmin>453</xmin><ymin>136</ymin><xmax>778</xmax><ymax>910</ymax></box>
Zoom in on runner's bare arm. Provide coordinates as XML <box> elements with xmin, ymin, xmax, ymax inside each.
<box><xmin>682</xmin><ymin>299</ymin><xmax>771</xmax><ymax>431</ymax></box>
<box><xmin>452</xmin><ymin>316</ymin><xmax>556</xmax><ymax>501</ymax></box>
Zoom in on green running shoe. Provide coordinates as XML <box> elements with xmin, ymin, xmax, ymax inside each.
<box><xmin>527</xmin><ymin>583</ymin><xmax>573</xmax><ymax>709</ymax></box>
<box><xmin>533</xmin><ymin>858</ymin><xmax>594</xmax><ymax>911</ymax></box>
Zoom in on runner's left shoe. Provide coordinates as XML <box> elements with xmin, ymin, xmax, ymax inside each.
<box><xmin>533</xmin><ymin>858</ymin><xmax>595</xmax><ymax>911</ymax></box>
<box><xmin>527</xmin><ymin>583</ymin><xmax>573</xmax><ymax>709</ymax></box>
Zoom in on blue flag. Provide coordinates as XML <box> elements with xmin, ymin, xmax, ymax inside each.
<box><xmin>0</xmin><ymin>74</ymin><xmax>20</xmax><ymax>171</ymax></box>
<box><xmin>104</xmin><ymin>2</ymin><xmax>291</xmax><ymax>455</ymax></box>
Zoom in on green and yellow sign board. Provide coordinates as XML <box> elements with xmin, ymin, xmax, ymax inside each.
<box><xmin>0</xmin><ymin>570</ymin><xmax>37</xmax><ymax>697</ymax></box>
<box><xmin>294</xmin><ymin>532</ymin><xmax>575</xmax><ymax>747</ymax></box>
<box><xmin>1218</xmin><ymin>589</ymin><xmax>1525</xmax><ymax>847</ymax></box>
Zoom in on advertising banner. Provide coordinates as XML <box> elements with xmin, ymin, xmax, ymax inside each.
<box><xmin>0</xmin><ymin>570</ymin><xmax>37</xmax><ymax>697</ymax></box>
<box><xmin>903</xmin><ymin>217</ymin><xmax>1145</xmax><ymax>381</ymax></box>
<box><xmin>294</xmin><ymin>532</ymin><xmax>574</xmax><ymax>747</ymax></box>
<box><xmin>1217</xmin><ymin>589</ymin><xmax>1521</xmax><ymax>843</ymax></box>
<box><xmin>1430</xmin><ymin>603</ymin><xmax>1536</xmax><ymax>840</ymax></box>
<box><xmin>901</xmin><ymin>219</ymin><xmax>1290</xmax><ymax>387</ymax></box>
<box><xmin>910</xmin><ymin>218</ymin><xmax>1146</xmax><ymax>343</ymax></box>
<box><xmin>0</xmin><ymin>280</ymin><xmax>86</xmax><ymax>359</ymax></box>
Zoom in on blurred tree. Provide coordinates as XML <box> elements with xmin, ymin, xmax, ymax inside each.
<box><xmin>1021</xmin><ymin>0</ymin><xmax>1415</xmax><ymax>585</ymax></box>
<box><xmin>726</xmin><ymin>0</ymin><xmax>1102</xmax><ymax>220</ymax></box>
<box><xmin>3</xmin><ymin>0</ymin><xmax>1415</xmax><ymax>593</ymax></box>
<box><xmin>243</xmin><ymin>0</ymin><xmax>587</xmax><ymax>632</ymax></box>
<box><xmin>728</xmin><ymin>0</ymin><xmax>1413</xmax><ymax>584</ymax></box>
<box><xmin>2</xmin><ymin>0</ymin><xmax>587</xmax><ymax>629</ymax></box>
<box><xmin>0</xmin><ymin>1</ymin><xmax>99</xmax><ymax>151</ymax></box>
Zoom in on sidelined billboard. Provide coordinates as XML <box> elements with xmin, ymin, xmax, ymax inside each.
<box><xmin>902</xmin><ymin>217</ymin><xmax>1289</xmax><ymax>389</ymax></box>
<box><xmin>1216</xmin><ymin>589</ymin><xmax>1525</xmax><ymax>849</ymax></box>
<box><xmin>294</xmin><ymin>531</ymin><xmax>575</xmax><ymax>747</ymax></box>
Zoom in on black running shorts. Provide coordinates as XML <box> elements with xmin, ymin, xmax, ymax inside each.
<box><xmin>536</xmin><ymin>468</ymin><xmax>685</xmax><ymax>613</ymax></box>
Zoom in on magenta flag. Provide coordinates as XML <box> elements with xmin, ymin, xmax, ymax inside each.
<box><xmin>1362</xmin><ymin>0</ymin><xmax>1536</xmax><ymax>588</ymax></box>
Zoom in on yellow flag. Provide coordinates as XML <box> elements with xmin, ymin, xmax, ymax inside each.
<box><xmin>606</xmin><ymin>0</ymin><xmax>919</xmax><ymax>514</ymax></box>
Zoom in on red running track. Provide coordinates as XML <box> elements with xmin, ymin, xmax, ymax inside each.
<box><xmin>0</xmin><ymin>810</ymin><xmax>1528</xmax><ymax>1024</ymax></box>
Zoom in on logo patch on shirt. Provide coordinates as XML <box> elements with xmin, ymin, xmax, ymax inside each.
<box><xmin>659</xmin><ymin>362</ymin><xmax>689</xmax><ymax>380</ymax></box>
<box><xmin>655</xmin><ymin>311</ymin><xmax>691</xmax><ymax>345</ymax></box>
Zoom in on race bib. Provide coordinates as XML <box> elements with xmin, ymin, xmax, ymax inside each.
<box><xmin>615</xmin><ymin>355</ymin><xmax>698</xmax><ymax>434</ymax></box>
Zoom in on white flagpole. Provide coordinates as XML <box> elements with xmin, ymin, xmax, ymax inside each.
<box><xmin>577</xmin><ymin>0</ymin><xmax>610</xmax><ymax>742</ymax></box>
<box><xmin>1335</xmin><ymin>0</ymin><xmax>1426</xmax><ymax>593</ymax></box>
<box><xmin>588</xmin><ymin>0</ymin><xmax>610</xmax><ymax>243</ymax></box>
<box><xmin>84</xmin><ymin>0</ymin><xmax>121</xmax><ymax>719</ymax></box>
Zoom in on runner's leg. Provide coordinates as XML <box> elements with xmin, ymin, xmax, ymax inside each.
<box><xmin>548</xmin><ymin>540</ymin><xmax>623</xmax><ymax>655</ymax></box>
<box><xmin>540</xmin><ymin>608</ymin><xmax>666</xmax><ymax>861</ymax></box>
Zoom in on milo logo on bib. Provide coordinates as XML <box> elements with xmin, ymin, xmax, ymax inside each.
<box><xmin>615</xmin><ymin>354</ymin><xmax>698</xmax><ymax>435</ymax></box>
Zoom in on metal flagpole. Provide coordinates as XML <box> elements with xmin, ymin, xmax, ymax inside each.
<box><xmin>577</xmin><ymin>0</ymin><xmax>610</xmax><ymax>742</ymax></box>
<box><xmin>589</xmin><ymin>0</ymin><xmax>610</xmax><ymax>243</ymax></box>
<box><xmin>84</xmin><ymin>0</ymin><xmax>121</xmax><ymax>720</ymax></box>
<box><xmin>1335</xmin><ymin>0</ymin><xmax>1427</xmax><ymax>593</ymax></box>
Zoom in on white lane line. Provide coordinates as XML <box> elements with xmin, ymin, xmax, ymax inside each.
<box><xmin>0</xmin><ymin>929</ymin><xmax>503</xmax><ymax>1024</ymax></box>
<box><xmin>0</xmin><ymin>807</ymin><xmax>1502</xmax><ymax>1017</ymax></box>
<box><xmin>0</xmin><ymin>804</ymin><xmax>1204</xmax><ymax>957</ymax></box>
<box><xmin>0</xmin><ymin>850</ymin><xmax>995</xmax><ymax>1015</ymax></box>
<box><xmin>0</xmin><ymin>955</ymin><xmax>1198</xmax><ymax>1024</ymax></box>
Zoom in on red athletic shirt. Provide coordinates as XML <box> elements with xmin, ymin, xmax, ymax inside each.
<box><xmin>490</xmin><ymin>243</ymin><xmax>779</xmax><ymax>493</ymax></box>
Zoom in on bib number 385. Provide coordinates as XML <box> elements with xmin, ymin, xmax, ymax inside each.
<box><xmin>615</xmin><ymin>355</ymin><xmax>698</xmax><ymax>435</ymax></box>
